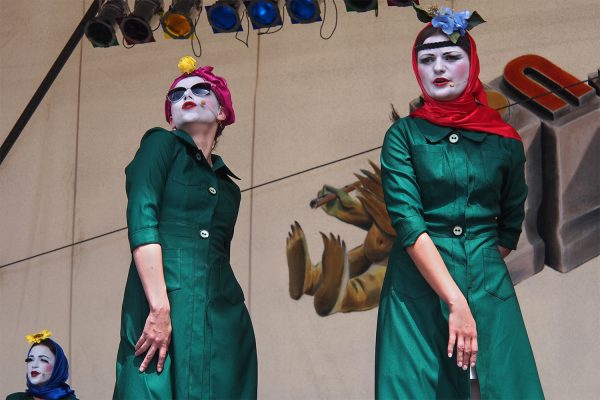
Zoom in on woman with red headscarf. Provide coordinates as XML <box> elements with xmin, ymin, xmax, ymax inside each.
<box><xmin>113</xmin><ymin>57</ymin><xmax>257</xmax><ymax>399</ymax></box>
<box><xmin>375</xmin><ymin>8</ymin><xmax>544</xmax><ymax>400</ymax></box>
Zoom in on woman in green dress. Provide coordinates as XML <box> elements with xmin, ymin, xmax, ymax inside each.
<box><xmin>375</xmin><ymin>9</ymin><xmax>544</xmax><ymax>400</ymax></box>
<box><xmin>7</xmin><ymin>330</ymin><xmax>77</xmax><ymax>400</ymax></box>
<box><xmin>113</xmin><ymin>57</ymin><xmax>257</xmax><ymax>399</ymax></box>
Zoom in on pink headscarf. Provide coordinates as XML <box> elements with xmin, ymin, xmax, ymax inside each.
<box><xmin>164</xmin><ymin>65</ymin><xmax>236</xmax><ymax>127</ymax></box>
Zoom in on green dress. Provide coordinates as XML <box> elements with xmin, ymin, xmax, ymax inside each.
<box><xmin>113</xmin><ymin>128</ymin><xmax>258</xmax><ymax>400</ymax></box>
<box><xmin>375</xmin><ymin>117</ymin><xmax>544</xmax><ymax>399</ymax></box>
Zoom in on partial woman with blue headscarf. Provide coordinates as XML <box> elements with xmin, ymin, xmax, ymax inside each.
<box><xmin>6</xmin><ymin>330</ymin><xmax>78</xmax><ymax>400</ymax></box>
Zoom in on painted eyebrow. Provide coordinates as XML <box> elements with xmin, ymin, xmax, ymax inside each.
<box><xmin>419</xmin><ymin>51</ymin><xmax>462</xmax><ymax>57</ymax></box>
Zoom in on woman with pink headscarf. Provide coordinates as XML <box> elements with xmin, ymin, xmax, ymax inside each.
<box><xmin>113</xmin><ymin>57</ymin><xmax>257</xmax><ymax>399</ymax></box>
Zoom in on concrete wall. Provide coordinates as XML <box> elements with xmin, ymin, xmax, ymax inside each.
<box><xmin>1</xmin><ymin>0</ymin><xmax>599</xmax><ymax>398</ymax></box>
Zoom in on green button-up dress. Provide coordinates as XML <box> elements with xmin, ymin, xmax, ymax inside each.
<box><xmin>114</xmin><ymin>128</ymin><xmax>257</xmax><ymax>400</ymax></box>
<box><xmin>375</xmin><ymin>117</ymin><xmax>544</xmax><ymax>399</ymax></box>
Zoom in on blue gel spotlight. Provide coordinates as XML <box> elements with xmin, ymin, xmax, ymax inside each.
<box><xmin>251</xmin><ymin>0</ymin><xmax>277</xmax><ymax>25</ymax></box>
<box><xmin>207</xmin><ymin>1</ymin><xmax>242</xmax><ymax>33</ymax></box>
<box><xmin>287</xmin><ymin>0</ymin><xmax>320</xmax><ymax>23</ymax></box>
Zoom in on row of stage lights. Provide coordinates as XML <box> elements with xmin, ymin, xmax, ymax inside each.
<box><xmin>85</xmin><ymin>0</ymin><xmax>417</xmax><ymax>47</ymax></box>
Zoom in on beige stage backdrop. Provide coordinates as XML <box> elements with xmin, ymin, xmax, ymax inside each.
<box><xmin>1</xmin><ymin>0</ymin><xmax>599</xmax><ymax>398</ymax></box>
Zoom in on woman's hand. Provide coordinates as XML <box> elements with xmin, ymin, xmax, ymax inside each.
<box><xmin>131</xmin><ymin>243</ymin><xmax>172</xmax><ymax>373</ymax></box>
<box><xmin>447</xmin><ymin>299</ymin><xmax>478</xmax><ymax>371</ymax></box>
<box><xmin>135</xmin><ymin>306</ymin><xmax>172</xmax><ymax>373</ymax></box>
<box><xmin>498</xmin><ymin>245</ymin><xmax>511</xmax><ymax>258</ymax></box>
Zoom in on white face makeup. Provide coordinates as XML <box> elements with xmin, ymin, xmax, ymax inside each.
<box><xmin>26</xmin><ymin>345</ymin><xmax>55</xmax><ymax>386</ymax></box>
<box><xmin>417</xmin><ymin>33</ymin><xmax>470</xmax><ymax>101</ymax></box>
<box><xmin>169</xmin><ymin>76</ymin><xmax>222</xmax><ymax>129</ymax></box>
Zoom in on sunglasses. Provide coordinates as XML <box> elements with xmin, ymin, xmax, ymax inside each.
<box><xmin>167</xmin><ymin>82</ymin><xmax>212</xmax><ymax>103</ymax></box>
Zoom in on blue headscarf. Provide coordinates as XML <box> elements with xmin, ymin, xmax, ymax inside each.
<box><xmin>25</xmin><ymin>339</ymin><xmax>76</xmax><ymax>400</ymax></box>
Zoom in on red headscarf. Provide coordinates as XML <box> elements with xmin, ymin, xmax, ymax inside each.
<box><xmin>410</xmin><ymin>24</ymin><xmax>521</xmax><ymax>141</ymax></box>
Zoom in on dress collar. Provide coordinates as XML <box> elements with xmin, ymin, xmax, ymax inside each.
<box><xmin>211</xmin><ymin>154</ymin><xmax>241</xmax><ymax>180</ymax></box>
<box><xmin>411</xmin><ymin>117</ymin><xmax>487</xmax><ymax>143</ymax></box>
<box><xmin>170</xmin><ymin>128</ymin><xmax>241</xmax><ymax>180</ymax></box>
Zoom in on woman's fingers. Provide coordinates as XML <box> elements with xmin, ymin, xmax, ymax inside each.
<box><xmin>463</xmin><ymin>335</ymin><xmax>472</xmax><ymax>371</ymax></box>
<box><xmin>135</xmin><ymin>336</ymin><xmax>151</xmax><ymax>357</ymax></box>
<box><xmin>139</xmin><ymin>345</ymin><xmax>158</xmax><ymax>372</ymax></box>
<box><xmin>447</xmin><ymin>331</ymin><xmax>456</xmax><ymax>358</ymax></box>
<box><xmin>470</xmin><ymin>336</ymin><xmax>478</xmax><ymax>368</ymax></box>
<box><xmin>134</xmin><ymin>333</ymin><xmax>146</xmax><ymax>352</ymax></box>
<box><xmin>456</xmin><ymin>335</ymin><xmax>465</xmax><ymax>368</ymax></box>
<box><xmin>157</xmin><ymin>344</ymin><xmax>169</xmax><ymax>373</ymax></box>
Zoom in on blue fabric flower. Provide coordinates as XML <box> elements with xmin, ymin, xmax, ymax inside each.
<box><xmin>431</xmin><ymin>8</ymin><xmax>455</xmax><ymax>35</ymax></box>
<box><xmin>452</xmin><ymin>10</ymin><xmax>471</xmax><ymax>35</ymax></box>
<box><xmin>432</xmin><ymin>8</ymin><xmax>472</xmax><ymax>36</ymax></box>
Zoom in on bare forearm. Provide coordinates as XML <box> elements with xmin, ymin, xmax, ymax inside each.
<box><xmin>133</xmin><ymin>243</ymin><xmax>170</xmax><ymax>312</ymax></box>
<box><xmin>406</xmin><ymin>232</ymin><xmax>465</xmax><ymax>307</ymax></box>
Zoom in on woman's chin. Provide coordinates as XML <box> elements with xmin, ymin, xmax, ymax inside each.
<box><xmin>177</xmin><ymin>118</ymin><xmax>216</xmax><ymax>128</ymax></box>
<box><xmin>427</xmin><ymin>91</ymin><xmax>461</xmax><ymax>102</ymax></box>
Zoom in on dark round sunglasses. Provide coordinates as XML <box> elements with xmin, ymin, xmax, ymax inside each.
<box><xmin>167</xmin><ymin>82</ymin><xmax>212</xmax><ymax>103</ymax></box>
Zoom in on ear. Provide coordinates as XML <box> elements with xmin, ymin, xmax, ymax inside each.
<box><xmin>216</xmin><ymin>106</ymin><xmax>227</xmax><ymax>122</ymax></box>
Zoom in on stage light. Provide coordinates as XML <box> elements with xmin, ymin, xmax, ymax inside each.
<box><xmin>343</xmin><ymin>0</ymin><xmax>377</xmax><ymax>13</ymax></box>
<box><xmin>120</xmin><ymin>0</ymin><xmax>163</xmax><ymax>44</ymax></box>
<box><xmin>206</xmin><ymin>0</ymin><xmax>243</xmax><ymax>33</ymax></box>
<box><xmin>161</xmin><ymin>0</ymin><xmax>201</xmax><ymax>39</ymax></box>
<box><xmin>245</xmin><ymin>0</ymin><xmax>282</xmax><ymax>29</ymax></box>
<box><xmin>386</xmin><ymin>0</ymin><xmax>416</xmax><ymax>7</ymax></box>
<box><xmin>286</xmin><ymin>0</ymin><xmax>320</xmax><ymax>24</ymax></box>
<box><xmin>84</xmin><ymin>0</ymin><xmax>127</xmax><ymax>47</ymax></box>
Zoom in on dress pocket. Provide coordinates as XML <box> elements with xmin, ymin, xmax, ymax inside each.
<box><xmin>481</xmin><ymin>150</ymin><xmax>509</xmax><ymax>189</ymax></box>
<box><xmin>412</xmin><ymin>145</ymin><xmax>448</xmax><ymax>187</ymax></box>
<box><xmin>483</xmin><ymin>248</ymin><xmax>515</xmax><ymax>300</ymax></box>
<box><xmin>162</xmin><ymin>248</ymin><xmax>181</xmax><ymax>292</ymax></box>
<box><xmin>219</xmin><ymin>264</ymin><xmax>245</xmax><ymax>304</ymax></box>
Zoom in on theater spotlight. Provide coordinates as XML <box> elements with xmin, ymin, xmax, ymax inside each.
<box><xmin>161</xmin><ymin>0</ymin><xmax>201</xmax><ymax>39</ymax></box>
<box><xmin>386</xmin><ymin>0</ymin><xmax>416</xmax><ymax>6</ymax></box>
<box><xmin>120</xmin><ymin>0</ymin><xmax>163</xmax><ymax>44</ymax></box>
<box><xmin>286</xmin><ymin>0</ymin><xmax>320</xmax><ymax>24</ymax></box>
<box><xmin>84</xmin><ymin>0</ymin><xmax>127</xmax><ymax>47</ymax></box>
<box><xmin>206</xmin><ymin>0</ymin><xmax>243</xmax><ymax>33</ymax></box>
<box><xmin>343</xmin><ymin>0</ymin><xmax>377</xmax><ymax>13</ymax></box>
<box><xmin>244</xmin><ymin>0</ymin><xmax>282</xmax><ymax>29</ymax></box>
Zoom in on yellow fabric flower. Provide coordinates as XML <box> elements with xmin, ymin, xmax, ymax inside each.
<box><xmin>25</xmin><ymin>329</ymin><xmax>52</xmax><ymax>344</ymax></box>
<box><xmin>178</xmin><ymin>56</ymin><xmax>197</xmax><ymax>74</ymax></box>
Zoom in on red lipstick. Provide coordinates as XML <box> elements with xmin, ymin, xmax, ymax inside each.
<box><xmin>31</xmin><ymin>371</ymin><xmax>40</xmax><ymax>377</ymax></box>
<box><xmin>183</xmin><ymin>101</ymin><xmax>196</xmax><ymax>110</ymax></box>
<box><xmin>433</xmin><ymin>77</ymin><xmax>450</xmax><ymax>87</ymax></box>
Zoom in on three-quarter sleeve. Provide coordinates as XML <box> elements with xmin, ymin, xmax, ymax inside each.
<box><xmin>380</xmin><ymin>123</ymin><xmax>427</xmax><ymax>248</ymax></box>
<box><xmin>497</xmin><ymin>139</ymin><xmax>528</xmax><ymax>250</ymax></box>
<box><xmin>125</xmin><ymin>129</ymin><xmax>177</xmax><ymax>251</ymax></box>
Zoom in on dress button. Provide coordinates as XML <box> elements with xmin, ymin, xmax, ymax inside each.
<box><xmin>208</xmin><ymin>187</ymin><xmax>217</xmax><ymax>195</ymax></box>
<box><xmin>199</xmin><ymin>229</ymin><xmax>209</xmax><ymax>239</ymax></box>
<box><xmin>453</xmin><ymin>226</ymin><xmax>463</xmax><ymax>236</ymax></box>
<box><xmin>449</xmin><ymin>133</ymin><xmax>459</xmax><ymax>143</ymax></box>
<box><xmin>196</xmin><ymin>153</ymin><xmax>202</xmax><ymax>161</ymax></box>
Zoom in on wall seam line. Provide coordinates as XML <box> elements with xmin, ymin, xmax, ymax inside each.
<box><xmin>68</xmin><ymin>0</ymin><xmax>85</xmax><ymax>384</ymax></box>
<box><xmin>248</xmin><ymin>36</ymin><xmax>261</xmax><ymax>314</ymax></box>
